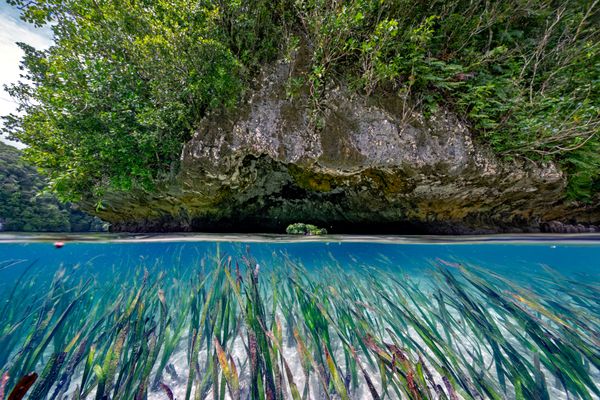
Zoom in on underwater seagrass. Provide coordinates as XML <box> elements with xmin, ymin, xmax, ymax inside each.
<box><xmin>0</xmin><ymin>244</ymin><xmax>598</xmax><ymax>400</ymax></box>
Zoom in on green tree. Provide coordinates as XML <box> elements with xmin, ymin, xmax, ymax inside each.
<box><xmin>0</xmin><ymin>142</ymin><xmax>105</xmax><ymax>232</ymax></box>
<box><xmin>3</xmin><ymin>0</ymin><xmax>599</xmax><ymax>203</ymax></box>
<box><xmin>3</xmin><ymin>0</ymin><xmax>253</xmax><ymax>201</ymax></box>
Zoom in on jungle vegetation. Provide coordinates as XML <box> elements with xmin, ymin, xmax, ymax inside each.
<box><xmin>0</xmin><ymin>142</ymin><xmax>106</xmax><ymax>232</ymax></box>
<box><xmin>2</xmin><ymin>0</ymin><xmax>599</xmax><ymax>202</ymax></box>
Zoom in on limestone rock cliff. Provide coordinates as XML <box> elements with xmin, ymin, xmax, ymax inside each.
<box><xmin>91</xmin><ymin>61</ymin><xmax>600</xmax><ymax>233</ymax></box>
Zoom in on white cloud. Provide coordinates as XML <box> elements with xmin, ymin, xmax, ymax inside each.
<box><xmin>0</xmin><ymin>4</ymin><xmax>53</xmax><ymax>149</ymax></box>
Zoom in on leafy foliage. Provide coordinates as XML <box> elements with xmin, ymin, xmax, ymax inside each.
<box><xmin>3</xmin><ymin>0</ymin><xmax>283</xmax><ymax>201</ymax></box>
<box><xmin>286</xmin><ymin>222</ymin><xmax>327</xmax><ymax>235</ymax></box>
<box><xmin>0</xmin><ymin>142</ymin><xmax>105</xmax><ymax>232</ymax></box>
<box><xmin>295</xmin><ymin>0</ymin><xmax>599</xmax><ymax>200</ymax></box>
<box><xmin>2</xmin><ymin>0</ymin><xmax>599</xmax><ymax>201</ymax></box>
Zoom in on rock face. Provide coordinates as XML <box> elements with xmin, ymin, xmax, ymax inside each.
<box><xmin>93</xmin><ymin>61</ymin><xmax>600</xmax><ymax>233</ymax></box>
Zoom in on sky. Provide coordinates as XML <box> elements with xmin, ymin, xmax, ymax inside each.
<box><xmin>0</xmin><ymin>3</ymin><xmax>53</xmax><ymax>149</ymax></box>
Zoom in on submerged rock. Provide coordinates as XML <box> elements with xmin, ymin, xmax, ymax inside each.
<box><xmin>89</xmin><ymin>61</ymin><xmax>600</xmax><ymax>233</ymax></box>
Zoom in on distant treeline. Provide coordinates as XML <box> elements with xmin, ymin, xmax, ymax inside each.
<box><xmin>0</xmin><ymin>142</ymin><xmax>106</xmax><ymax>232</ymax></box>
<box><xmin>2</xmin><ymin>0</ymin><xmax>599</xmax><ymax>203</ymax></box>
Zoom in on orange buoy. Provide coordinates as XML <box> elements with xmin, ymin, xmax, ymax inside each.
<box><xmin>54</xmin><ymin>241</ymin><xmax>65</xmax><ymax>249</ymax></box>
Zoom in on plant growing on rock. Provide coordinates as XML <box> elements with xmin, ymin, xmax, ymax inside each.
<box><xmin>3</xmin><ymin>0</ymin><xmax>599</xmax><ymax>203</ymax></box>
<box><xmin>286</xmin><ymin>223</ymin><xmax>328</xmax><ymax>235</ymax></box>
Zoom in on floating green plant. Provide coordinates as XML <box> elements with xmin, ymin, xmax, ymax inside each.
<box><xmin>285</xmin><ymin>223</ymin><xmax>327</xmax><ymax>236</ymax></box>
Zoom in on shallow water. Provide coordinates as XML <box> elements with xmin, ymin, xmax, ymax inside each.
<box><xmin>0</xmin><ymin>234</ymin><xmax>599</xmax><ymax>400</ymax></box>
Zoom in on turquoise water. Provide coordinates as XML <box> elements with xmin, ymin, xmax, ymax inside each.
<box><xmin>0</xmin><ymin>236</ymin><xmax>599</xmax><ymax>399</ymax></box>
<box><xmin>2</xmin><ymin>237</ymin><xmax>599</xmax><ymax>275</ymax></box>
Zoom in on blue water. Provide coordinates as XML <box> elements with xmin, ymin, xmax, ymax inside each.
<box><xmin>1</xmin><ymin>235</ymin><xmax>599</xmax><ymax>399</ymax></box>
<box><xmin>1</xmin><ymin>238</ymin><xmax>598</xmax><ymax>288</ymax></box>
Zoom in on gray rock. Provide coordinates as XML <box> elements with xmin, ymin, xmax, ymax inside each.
<box><xmin>89</xmin><ymin>61</ymin><xmax>600</xmax><ymax>233</ymax></box>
